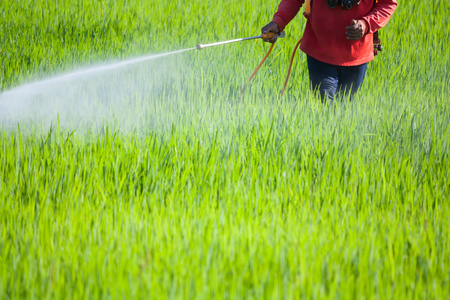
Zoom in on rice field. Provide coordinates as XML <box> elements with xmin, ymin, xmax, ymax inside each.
<box><xmin>0</xmin><ymin>0</ymin><xmax>449</xmax><ymax>298</ymax></box>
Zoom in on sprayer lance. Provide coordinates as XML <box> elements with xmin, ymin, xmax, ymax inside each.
<box><xmin>196</xmin><ymin>31</ymin><xmax>285</xmax><ymax>50</ymax></box>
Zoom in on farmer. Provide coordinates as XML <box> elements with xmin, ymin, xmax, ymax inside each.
<box><xmin>262</xmin><ymin>0</ymin><xmax>397</xmax><ymax>102</ymax></box>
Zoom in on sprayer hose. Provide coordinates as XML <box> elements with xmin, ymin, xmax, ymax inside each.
<box><xmin>240</xmin><ymin>36</ymin><xmax>302</xmax><ymax>99</ymax></box>
<box><xmin>280</xmin><ymin>37</ymin><xmax>302</xmax><ymax>97</ymax></box>
<box><xmin>240</xmin><ymin>44</ymin><xmax>274</xmax><ymax>100</ymax></box>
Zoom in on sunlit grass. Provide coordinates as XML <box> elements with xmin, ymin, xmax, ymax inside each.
<box><xmin>0</xmin><ymin>0</ymin><xmax>449</xmax><ymax>298</ymax></box>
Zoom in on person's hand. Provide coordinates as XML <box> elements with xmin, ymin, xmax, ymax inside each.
<box><xmin>261</xmin><ymin>22</ymin><xmax>280</xmax><ymax>43</ymax></box>
<box><xmin>345</xmin><ymin>19</ymin><xmax>368</xmax><ymax>40</ymax></box>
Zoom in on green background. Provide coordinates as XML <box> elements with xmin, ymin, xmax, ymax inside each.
<box><xmin>1</xmin><ymin>0</ymin><xmax>449</xmax><ymax>298</ymax></box>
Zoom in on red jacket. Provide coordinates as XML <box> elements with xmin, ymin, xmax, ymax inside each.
<box><xmin>272</xmin><ymin>0</ymin><xmax>397</xmax><ymax>66</ymax></box>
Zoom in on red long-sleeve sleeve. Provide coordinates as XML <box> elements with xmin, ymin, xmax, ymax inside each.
<box><xmin>361</xmin><ymin>0</ymin><xmax>398</xmax><ymax>34</ymax></box>
<box><xmin>270</xmin><ymin>0</ymin><xmax>397</xmax><ymax>66</ymax></box>
<box><xmin>272</xmin><ymin>0</ymin><xmax>304</xmax><ymax>32</ymax></box>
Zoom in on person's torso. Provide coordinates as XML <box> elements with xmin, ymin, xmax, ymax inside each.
<box><xmin>301</xmin><ymin>0</ymin><xmax>374</xmax><ymax>66</ymax></box>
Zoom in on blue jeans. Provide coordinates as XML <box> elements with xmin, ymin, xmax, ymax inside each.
<box><xmin>307</xmin><ymin>55</ymin><xmax>367</xmax><ymax>102</ymax></box>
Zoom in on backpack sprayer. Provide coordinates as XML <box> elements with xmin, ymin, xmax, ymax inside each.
<box><xmin>196</xmin><ymin>31</ymin><xmax>301</xmax><ymax>99</ymax></box>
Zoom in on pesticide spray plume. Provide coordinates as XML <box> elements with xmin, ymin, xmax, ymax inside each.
<box><xmin>0</xmin><ymin>48</ymin><xmax>198</xmax><ymax>133</ymax></box>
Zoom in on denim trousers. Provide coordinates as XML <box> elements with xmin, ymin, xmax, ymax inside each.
<box><xmin>307</xmin><ymin>55</ymin><xmax>368</xmax><ymax>102</ymax></box>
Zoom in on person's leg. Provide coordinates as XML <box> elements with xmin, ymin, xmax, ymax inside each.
<box><xmin>337</xmin><ymin>63</ymin><xmax>368</xmax><ymax>99</ymax></box>
<box><xmin>307</xmin><ymin>55</ymin><xmax>339</xmax><ymax>103</ymax></box>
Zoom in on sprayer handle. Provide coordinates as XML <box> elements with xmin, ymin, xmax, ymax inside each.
<box><xmin>261</xmin><ymin>31</ymin><xmax>286</xmax><ymax>40</ymax></box>
<box><xmin>261</xmin><ymin>32</ymin><xmax>276</xmax><ymax>40</ymax></box>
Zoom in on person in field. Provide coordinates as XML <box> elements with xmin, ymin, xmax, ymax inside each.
<box><xmin>262</xmin><ymin>0</ymin><xmax>397</xmax><ymax>102</ymax></box>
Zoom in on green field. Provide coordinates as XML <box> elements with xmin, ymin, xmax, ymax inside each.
<box><xmin>1</xmin><ymin>0</ymin><xmax>450</xmax><ymax>298</ymax></box>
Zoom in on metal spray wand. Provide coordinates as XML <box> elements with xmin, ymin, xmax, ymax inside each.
<box><xmin>196</xmin><ymin>31</ymin><xmax>286</xmax><ymax>50</ymax></box>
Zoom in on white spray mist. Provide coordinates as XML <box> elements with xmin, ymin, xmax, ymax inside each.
<box><xmin>0</xmin><ymin>48</ymin><xmax>196</xmax><ymax>133</ymax></box>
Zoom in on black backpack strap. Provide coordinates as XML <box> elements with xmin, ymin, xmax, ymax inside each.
<box><xmin>373</xmin><ymin>30</ymin><xmax>382</xmax><ymax>55</ymax></box>
<box><xmin>372</xmin><ymin>0</ymin><xmax>383</xmax><ymax>55</ymax></box>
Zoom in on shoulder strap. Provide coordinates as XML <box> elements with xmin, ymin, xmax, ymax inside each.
<box><xmin>373</xmin><ymin>0</ymin><xmax>382</xmax><ymax>55</ymax></box>
<box><xmin>305</xmin><ymin>0</ymin><xmax>312</xmax><ymax>15</ymax></box>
